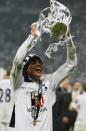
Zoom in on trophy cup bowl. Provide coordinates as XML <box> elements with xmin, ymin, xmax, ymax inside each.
<box><xmin>31</xmin><ymin>0</ymin><xmax>73</xmax><ymax>58</ymax></box>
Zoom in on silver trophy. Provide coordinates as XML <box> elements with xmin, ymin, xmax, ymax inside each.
<box><xmin>31</xmin><ymin>0</ymin><xmax>73</xmax><ymax>58</ymax></box>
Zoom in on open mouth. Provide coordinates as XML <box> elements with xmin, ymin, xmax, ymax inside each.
<box><xmin>34</xmin><ymin>68</ymin><xmax>42</xmax><ymax>73</ymax></box>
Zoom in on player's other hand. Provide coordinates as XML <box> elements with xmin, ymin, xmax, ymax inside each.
<box><xmin>66</xmin><ymin>25</ymin><xmax>70</xmax><ymax>36</ymax></box>
<box><xmin>31</xmin><ymin>22</ymin><xmax>37</xmax><ymax>37</ymax></box>
<box><xmin>62</xmin><ymin>116</ymin><xmax>69</xmax><ymax>123</ymax></box>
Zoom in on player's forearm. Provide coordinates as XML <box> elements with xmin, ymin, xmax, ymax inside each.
<box><xmin>66</xmin><ymin>35</ymin><xmax>77</xmax><ymax>67</ymax></box>
<box><xmin>51</xmin><ymin>62</ymin><xmax>74</xmax><ymax>90</ymax></box>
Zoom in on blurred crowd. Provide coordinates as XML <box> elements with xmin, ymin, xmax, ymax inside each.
<box><xmin>0</xmin><ymin>67</ymin><xmax>86</xmax><ymax>131</ymax></box>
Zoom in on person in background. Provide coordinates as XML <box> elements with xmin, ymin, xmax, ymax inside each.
<box><xmin>71</xmin><ymin>81</ymin><xmax>84</xmax><ymax>102</ymax></box>
<box><xmin>0</xmin><ymin>70</ymin><xmax>14</xmax><ymax>131</ymax></box>
<box><xmin>53</xmin><ymin>78</ymin><xmax>77</xmax><ymax>131</ymax></box>
<box><xmin>0</xmin><ymin>68</ymin><xmax>7</xmax><ymax>80</ymax></box>
<box><xmin>70</xmin><ymin>82</ymin><xmax>86</xmax><ymax>131</ymax></box>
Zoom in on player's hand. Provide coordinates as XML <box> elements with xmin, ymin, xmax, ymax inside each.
<box><xmin>31</xmin><ymin>22</ymin><xmax>37</xmax><ymax>37</ymax></box>
<box><xmin>66</xmin><ymin>26</ymin><xmax>70</xmax><ymax>36</ymax></box>
<box><xmin>62</xmin><ymin>117</ymin><xmax>69</xmax><ymax>123</ymax></box>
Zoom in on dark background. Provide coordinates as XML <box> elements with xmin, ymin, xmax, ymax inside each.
<box><xmin>0</xmin><ymin>0</ymin><xmax>86</xmax><ymax>80</ymax></box>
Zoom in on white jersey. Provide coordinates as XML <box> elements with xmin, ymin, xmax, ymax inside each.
<box><xmin>15</xmin><ymin>74</ymin><xmax>56</xmax><ymax>131</ymax></box>
<box><xmin>0</xmin><ymin>79</ymin><xmax>14</xmax><ymax>123</ymax></box>
<box><xmin>10</xmin><ymin>34</ymin><xmax>77</xmax><ymax>131</ymax></box>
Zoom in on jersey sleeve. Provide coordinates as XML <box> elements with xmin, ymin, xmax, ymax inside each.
<box><xmin>10</xmin><ymin>35</ymin><xmax>38</xmax><ymax>90</ymax></box>
<box><xmin>50</xmin><ymin>35</ymin><xmax>77</xmax><ymax>89</ymax></box>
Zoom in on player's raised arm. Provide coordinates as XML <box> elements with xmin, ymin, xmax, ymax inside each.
<box><xmin>10</xmin><ymin>23</ymin><xmax>38</xmax><ymax>90</ymax></box>
<box><xmin>51</xmin><ymin>29</ymin><xmax>77</xmax><ymax>89</ymax></box>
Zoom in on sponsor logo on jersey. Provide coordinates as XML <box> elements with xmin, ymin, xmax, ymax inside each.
<box><xmin>27</xmin><ymin>107</ymin><xmax>47</xmax><ymax>113</ymax></box>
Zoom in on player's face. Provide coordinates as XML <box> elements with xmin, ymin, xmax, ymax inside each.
<box><xmin>73</xmin><ymin>82</ymin><xmax>83</xmax><ymax>92</ymax></box>
<box><xmin>27</xmin><ymin>60</ymin><xmax>43</xmax><ymax>80</ymax></box>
